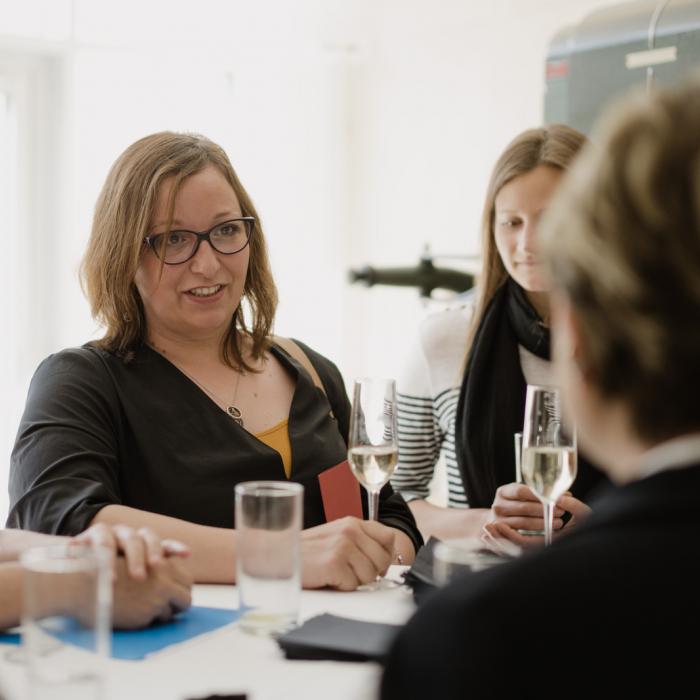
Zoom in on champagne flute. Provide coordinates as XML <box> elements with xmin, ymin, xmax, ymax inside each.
<box><xmin>520</xmin><ymin>385</ymin><xmax>577</xmax><ymax>546</ymax></box>
<box><xmin>347</xmin><ymin>378</ymin><xmax>400</xmax><ymax>588</ymax></box>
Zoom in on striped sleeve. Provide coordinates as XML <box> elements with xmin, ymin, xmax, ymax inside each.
<box><xmin>391</xmin><ymin>303</ymin><xmax>473</xmax><ymax>507</ymax></box>
<box><xmin>392</xmin><ymin>390</ymin><xmax>442</xmax><ymax>501</ymax></box>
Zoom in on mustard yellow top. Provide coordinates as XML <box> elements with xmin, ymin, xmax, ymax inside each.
<box><xmin>254</xmin><ymin>419</ymin><xmax>292</xmax><ymax>478</ymax></box>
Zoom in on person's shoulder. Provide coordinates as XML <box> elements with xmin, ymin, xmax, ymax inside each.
<box><xmin>275</xmin><ymin>337</ymin><xmax>343</xmax><ymax>387</ymax></box>
<box><xmin>35</xmin><ymin>344</ymin><xmax>111</xmax><ymax>375</ymax></box>
<box><xmin>31</xmin><ymin>344</ymin><xmax>139</xmax><ymax>393</ymax></box>
<box><xmin>287</xmin><ymin>338</ymin><xmax>340</xmax><ymax>374</ymax></box>
<box><xmin>26</xmin><ymin>345</ymin><xmax>122</xmax><ymax>405</ymax></box>
<box><xmin>418</xmin><ymin>298</ymin><xmax>474</xmax><ymax>350</ymax></box>
<box><xmin>410</xmin><ymin>298</ymin><xmax>474</xmax><ymax>379</ymax></box>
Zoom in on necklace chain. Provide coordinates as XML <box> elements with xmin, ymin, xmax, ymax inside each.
<box><xmin>149</xmin><ymin>345</ymin><xmax>245</xmax><ymax>427</ymax></box>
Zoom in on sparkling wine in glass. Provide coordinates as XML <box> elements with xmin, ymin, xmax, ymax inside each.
<box><xmin>520</xmin><ymin>385</ymin><xmax>577</xmax><ymax>546</ymax></box>
<box><xmin>348</xmin><ymin>378</ymin><xmax>399</xmax><ymax>521</ymax></box>
<box><xmin>348</xmin><ymin>378</ymin><xmax>399</xmax><ymax>587</ymax></box>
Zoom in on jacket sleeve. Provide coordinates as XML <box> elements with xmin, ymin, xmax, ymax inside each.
<box><xmin>294</xmin><ymin>340</ymin><xmax>424</xmax><ymax>554</ymax></box>
<box><xmin>7</xmin><ymin>348</ymin><xmax>123</xmax><ymax>535</ymax></box>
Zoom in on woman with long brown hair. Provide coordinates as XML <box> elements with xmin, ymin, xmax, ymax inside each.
<box><xmin>391</xmin><ymin>124</ymin><xmax>607</xmax><ymax>542</ymax></box>
<box><xmin>8</xmin><ymin>132</ymin><xmax>421</xmax><ymax>588</ymax></box>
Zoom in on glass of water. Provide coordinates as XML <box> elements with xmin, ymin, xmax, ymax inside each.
<box><xmin>235</xmin><ymin>481</ymin><xmax>303</xmax><ymax>637</ymax></box>
<box><xmin>433</xmin><ymin>538</ymin><xmax>508</xmax><ymax>586</ymax></box>
<box><xmin>21</xmin><ymin>543</ymin><xmax>111</xmax><ymax>700</ymax></box>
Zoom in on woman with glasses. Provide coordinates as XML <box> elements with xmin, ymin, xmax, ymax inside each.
<box><xmin>391</xmin><ymin>124</ymin><xmax>607</xmax><ymax>545</ymax></box>
<box><xmin>7</xmin><ymin>132</ymin><xmax>421</xmax><ymax>588</ymax></box>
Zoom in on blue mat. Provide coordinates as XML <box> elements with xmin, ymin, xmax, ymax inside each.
<box><xmin>0</xmin><ymin>606</ymin><xmax>241</xmax><ymax>660</ymax></box>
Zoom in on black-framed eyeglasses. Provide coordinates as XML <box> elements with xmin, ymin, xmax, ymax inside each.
<box><xmin>144</xmin><ymin>217</ymin><xmax>254</xmax><ymax>265</ymax></box>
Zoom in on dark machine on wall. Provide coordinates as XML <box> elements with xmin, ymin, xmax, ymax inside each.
<box><xmin>545</xmin><ymin>0</ymin><xmax>700</xmax><ymax>134</ymax></box>
<box><xmin>349</xmin><ymin>0</ymin><xmax>700</xmax><ymax>299</ymax></box>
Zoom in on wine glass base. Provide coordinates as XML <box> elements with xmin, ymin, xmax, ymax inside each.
<box><xmin>357</xmin><ymin>577</ymin><xmax>399</xmax><ymax>591</ymax></box>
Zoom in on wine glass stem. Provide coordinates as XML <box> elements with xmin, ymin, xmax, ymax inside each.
<box><xmin>543</xmin><ymin>500</ymin><xmax>554</xmax><ymax>546</ymax></box>
<box><xmin>368</xmin><ymin>489</ymin><xmax>380</xmax><ymax>521</ymax></box>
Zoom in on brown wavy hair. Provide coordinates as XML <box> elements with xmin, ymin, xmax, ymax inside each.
<box><xmin>465</xmin><ymin>124</ymin><xmax>588</xmax><ymax>361</ymax></box>
<box><xmin>80</xmin><ymin>131</ymin><xmax>277</xmax><ymax>370</ymax></box>
<box><xmin>541</xmin><ymin>82</ymin><xmax>700</xmax><ymax>441</ymax></box>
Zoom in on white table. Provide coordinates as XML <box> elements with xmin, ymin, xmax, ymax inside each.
<box><xmin>0</xmin><ymin>567</ymin><xmax>415</xmax><ymax>700</ymax></box>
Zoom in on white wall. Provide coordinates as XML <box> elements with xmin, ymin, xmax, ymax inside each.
<box><xmin>0</xmin><ymin>0</ymin><xmax>618</xmax><ymax>524</ymax></box>
<box><xmin>343</xmin><ymin>0</ymin><xmax>619</xmax><ymax>381</ymax></box>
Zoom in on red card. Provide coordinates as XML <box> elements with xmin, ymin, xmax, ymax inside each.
<box><xmin>318</xmin><ymin>460</ymin><xmax>363</xmax><ymax>521</ymax></box>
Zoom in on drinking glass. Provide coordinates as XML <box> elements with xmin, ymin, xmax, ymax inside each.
<box><xmin>21</xmin><ymin>544</ymin><xmax>111</xmax><ymax>700</ymax></box>
<box><xmin>520</xmin><ymin>385</ymin><xmax>577</xmax><ymax>546</ymax></box>
<box><xmin>347</xmin><ymin>377</ymin><xmax>399</xmax><ymax>589</ymax></box>
<box><xmin>433</xmin><ymin>538</ymin><xmax>507</xmax><ymax>586</ymax></box>
<box><xmin>235</xmin><ymin>481</ymin><xmax>303</xmax><ymax>637</ymax></box>
<box><xmin>515</xmin><ymin>431</ymin><xmax>544</xmax><ymax>537</ymax></box>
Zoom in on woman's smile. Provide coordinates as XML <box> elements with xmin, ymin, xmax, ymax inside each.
<box><xmin>184</xmin><ymin>283</ymin><xmax>226</xmax><ymax>301</ymax></box>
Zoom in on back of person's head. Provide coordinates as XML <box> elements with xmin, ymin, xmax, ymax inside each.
<box><xmin>542</xmin><ymin>80</ymin><xmax>700</xmax><ymax>442</ymax></box>
<box><xmin>81</xmin><ymin>131</ymin><xmax>277</xmax><ymax>365</ymax></box>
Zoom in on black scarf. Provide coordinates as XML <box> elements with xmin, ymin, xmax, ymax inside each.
<box><xmin>455</xmin><ymin>279</ymin><xmax>607</xmax><ymax>508</ymax></box>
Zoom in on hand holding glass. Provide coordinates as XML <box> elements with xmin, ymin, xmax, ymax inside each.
<box><xmin>520</xmin><ymin>385</ymin><xmax>577</xmax><ymax>546</ymax></box>
<box><xmin>347</xmin><ymin>378</ymin><xmax>399</xmax><ymax>588</ymax></box>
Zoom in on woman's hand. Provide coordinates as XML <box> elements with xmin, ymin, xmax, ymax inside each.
<box><xmin>300</xmin><ymin>517</ymin><xmax>396</xmax><ymax>591</ymax></box>
<box><xmin>72</xmin><ymin>523</ymin><xmax>189</xmax><ymax>580</ymax></box>
<box><xmin>557</xmin><ymin>495</ymin><xmax>592</xmax><ymax>529</ymax></box>
<box><xmin>482</xmin><ymin>520</ymin><xmax>540</xmax><ymax>551</ymax></box>
<box><xmin>481</xmin><ymin>492</ymin><xmax>592</xmax><ymax>552</ymax></box>
<box><xmin>485</xmin><ymin>482</ymin><xmax>565</xmax><ymax>533</ymax></box>
<box><xmin>73</xmin><ymin>523</ymin><xmax>193</xmax><ymax>628</ymax></box>
<box><xmin>111</xmin><ymin>556</ymin><xmax>193</xmax><ymax>629</ymax></box>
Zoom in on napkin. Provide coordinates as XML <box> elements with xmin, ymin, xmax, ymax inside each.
<box><xmin>318</xmin><ymin>460</ymin><xmax>363</xmax><ymax>521</ymax></box>
<box><xmin>277</xmin><ymin>613</ymin><xmax>401</xmax><ymax>662</ymax></box>
<box><xmin>400</xmin><ymin>537</ymin><xmax>442</xmax><ymax>604</ymax></box>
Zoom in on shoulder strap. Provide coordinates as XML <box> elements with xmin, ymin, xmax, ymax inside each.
<box><xmin>272</xmin><ymin>336</ymin><xmax>334</xmax><ymax>417</ymax></box>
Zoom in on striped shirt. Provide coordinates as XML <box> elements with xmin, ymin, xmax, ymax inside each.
<box><xmin>392</xmin><ymin>302</ymin><xmax>551</xmax><ymax>508</ymax></box>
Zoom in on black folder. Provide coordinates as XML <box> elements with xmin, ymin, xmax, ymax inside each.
<box><xmin>277</xmin><ymin>613</ymin><xmax>402</xmax><ymax>662</ymax></box>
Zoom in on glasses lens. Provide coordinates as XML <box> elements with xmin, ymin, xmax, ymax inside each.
<box><xmin>210</xmin><ymin>219</ymin><xmax>251</xmax><ymax>254</ymax></box>
<box><xmin>152</xmin><ymin>231</ymin><xmax>197</xmax><ymax>264</ymax></box>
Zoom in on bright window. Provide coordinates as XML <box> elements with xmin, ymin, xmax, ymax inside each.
<box><xmin>0</xmin><ymin>84</ymin><xmax>19</xmax><ymax>524</ymax></box>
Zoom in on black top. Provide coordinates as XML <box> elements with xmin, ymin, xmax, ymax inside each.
<box><xmin>7</xmin><ymin>341</ymin><xmax>422</xmax><ymax>553</ymax></box>
<box><xmin>381</xmin><ymin>461</ymin><xmax>700</xmax><ymax>698</ymax></box>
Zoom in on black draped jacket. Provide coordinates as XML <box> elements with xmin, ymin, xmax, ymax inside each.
<box><xmin>8</xmin><ymin>341</ymin><xmax>422</xmax><ymax>553</ymax></box>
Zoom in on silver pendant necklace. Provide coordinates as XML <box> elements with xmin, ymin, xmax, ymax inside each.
<box><xmin>150</xmin><ymin>345</ymin><xmax>245</xmax><ymax>427</ymax></box>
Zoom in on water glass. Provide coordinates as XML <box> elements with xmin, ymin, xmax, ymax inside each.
<box><xmin>235</xmin><ymin>481</ymin><xmax>303</xmax><ymax>637</ymax></box>
<box><xmin>21</xmin><ymin>544</ymin><xmax>111</xmax><ymax>700</ymax></box>
<box><xmin>433</xmin><ymin>538</ymin><xmax>507</xmax><ymax>586</ymax></box>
